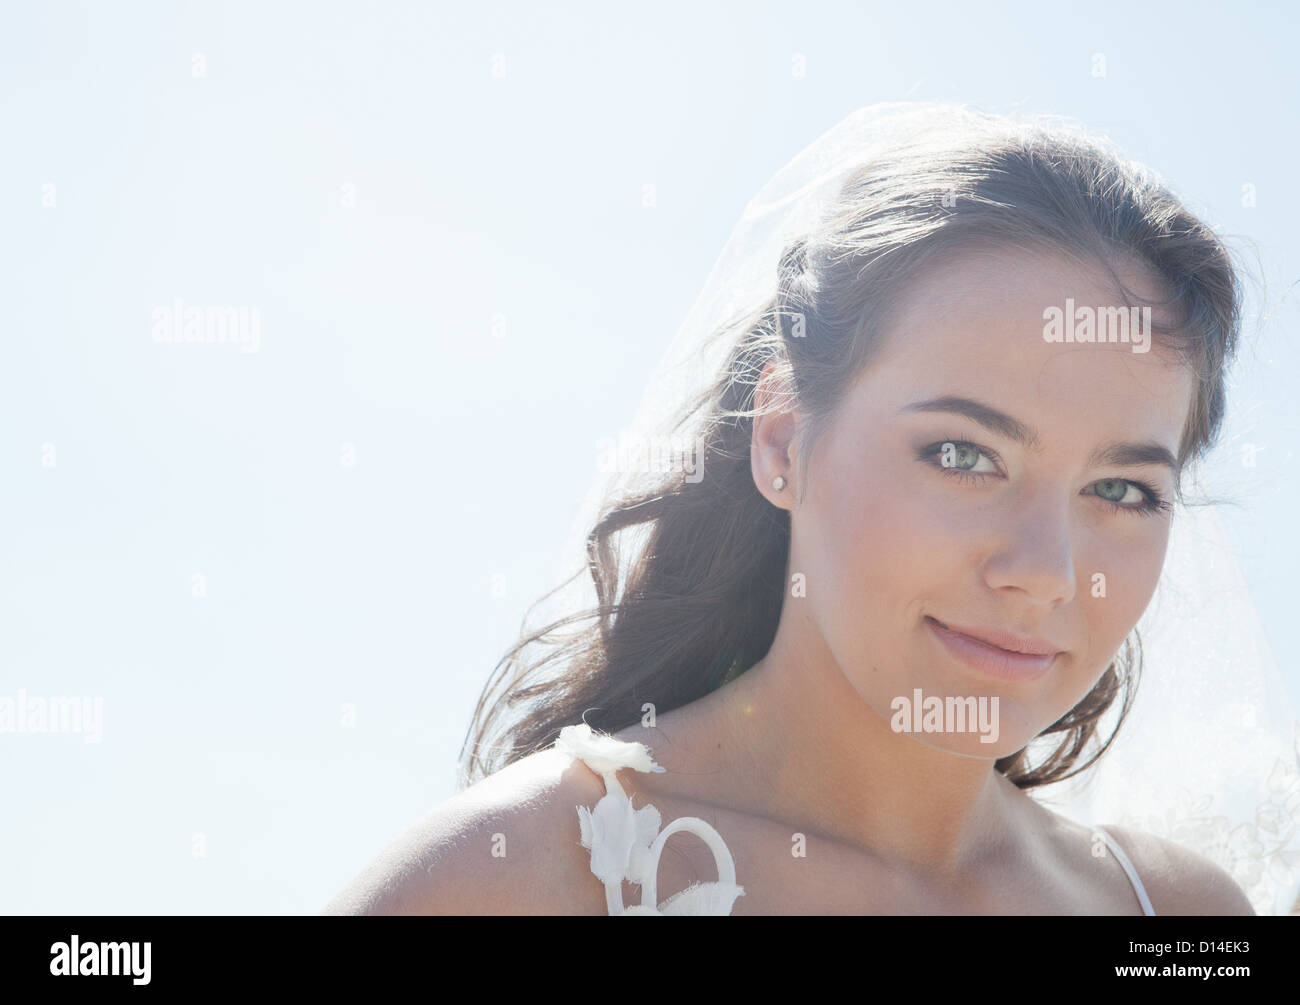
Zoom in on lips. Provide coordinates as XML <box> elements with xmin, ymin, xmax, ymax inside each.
<box><xmin>925</xmin><ymin>616</ymin><xmax>1062</xmax><ymax>683</ymax></box>
<box><xmin>926</xmin><ymin>617</ymin><xmax>1060</xmax><ymax>657</ymax></box>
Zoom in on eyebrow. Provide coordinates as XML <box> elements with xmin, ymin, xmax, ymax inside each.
<box><xmin>901</xmin><ymin>395</ymin><xmax>1181</xmax><ymax>475</ymax></box>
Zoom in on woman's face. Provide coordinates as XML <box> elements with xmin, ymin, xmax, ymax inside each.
<box><xmin>779</xmin><ymin>243</ymin><xmax>1195</xmax><ymax>758</ymax></box>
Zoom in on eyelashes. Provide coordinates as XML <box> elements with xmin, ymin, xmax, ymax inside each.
<box><xmin>917</xmin><ymin>438</ymin><xmax>1173</xmax><ymax>518</ymax></box>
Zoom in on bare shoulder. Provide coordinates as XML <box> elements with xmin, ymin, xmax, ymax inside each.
<box><xmin>322</xmin><ymin>747</ymin><xmax>612</xmax><ymax>916</ymax></box>
<box><xmin>1102</xmin><ymin>824</ymin><xmax>1255</xmax><ymax>916</ymax></box>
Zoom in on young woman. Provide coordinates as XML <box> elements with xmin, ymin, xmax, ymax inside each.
<box><xmin>326</xmin><ymin>103</ymin><xmax>1287</xmax><ymax>915</ymax></box>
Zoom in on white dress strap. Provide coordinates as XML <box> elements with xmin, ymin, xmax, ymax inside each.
<box><xmin>555</xmin><ymin>723</ymin><xmax>745</xmax><ymax>916</ymax></box>
<box><xmin>1095</xmin><ymin>826</ymin><xmax>1156</xmax><ymax>916</ymax></box>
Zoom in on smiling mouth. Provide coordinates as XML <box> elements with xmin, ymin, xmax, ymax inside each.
<box><xmin>924</xmin><ymin>616</ymin><xmax>1061</xmax><ymax>682</ymax></box>
<box><xmin>925</xmin><ymin>616</ymin><xmax>1060</xmax><ymax>656</ymax></box>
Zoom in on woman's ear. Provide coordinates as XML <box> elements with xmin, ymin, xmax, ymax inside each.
<box><xmin>751</xmin><ymin>359</ymin><xmax>800</xmax><ymax>509</ymax></box>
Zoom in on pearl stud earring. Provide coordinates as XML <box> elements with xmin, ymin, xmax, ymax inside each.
<box><xmin>772</xmin><ymin>475</ymin><xmax>786</xmax><ymax>491</ymax></box>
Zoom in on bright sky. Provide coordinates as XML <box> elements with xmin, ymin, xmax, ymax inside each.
<box><xmin>2</xmin><ymin>0</ymin><xmax>1296</xmax><ymax>914</ymax></box>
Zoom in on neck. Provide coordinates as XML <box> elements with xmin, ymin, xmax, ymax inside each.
<box><xmin>646</xmin><ymin>627</ymin><xmax>1034</xmax><ymax>880</ymax></box>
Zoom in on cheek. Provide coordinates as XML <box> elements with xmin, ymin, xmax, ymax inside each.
<box><xmin>799</xmin><ymin>439</ymin><xmax>963</xmax><ymax>657</ymax></box>
<box><xmin>821</xmin><ymin>450</ymin><xmax>979</xmax><ymax>605</ymax></box>
<box><xmin>1072</xmin><ymin>525</ymin><xmax>1169</xmax><ymax>670</ymax></box>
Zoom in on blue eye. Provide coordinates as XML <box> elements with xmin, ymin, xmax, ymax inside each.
<box><xmin>919</xmin><ymin>439</ymin><xmax>1002</xmax><ymax>480</ymax></box>
<box><xmin>918</xmin><ymin>438</ymin><xmax>1172</xmax><ymax>518</ymax></box>
<box><xmin>936</xmin><ymin>441</ymin><xmax>997</xmax><ymax>473</ymax></box>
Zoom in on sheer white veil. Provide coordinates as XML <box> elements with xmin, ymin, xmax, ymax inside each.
<box><xmin>543</xmin><ymin>102</ymin><xmax>1300</xmax><ymax>914</ymax></box>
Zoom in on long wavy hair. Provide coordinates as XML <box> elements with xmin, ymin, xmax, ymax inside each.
<box><xmin>457</xmin><ymin>105</ymin><xmax>1242</xmax><ymax>793</ymax></box>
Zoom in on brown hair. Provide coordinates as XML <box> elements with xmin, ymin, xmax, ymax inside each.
<box><xmin>457</xmin><ymin>105</ymin><xmax>1242</xmax><ymax>792</ymax></box>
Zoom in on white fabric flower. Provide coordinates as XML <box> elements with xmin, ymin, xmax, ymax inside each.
<box><xmin>556</xmin><ymin>723</ymin><xmax>666</xmax><ymax>777</ymax></box>
<box><xmin>562</xmin><ymin>724</ymin><xmax>667</xmax><ymax>890</ymax></box>
<box><xmin>559</xmin><ymin>721</ymin><xmax>745</xmax><ymax>915</ymax></box>
<box><xmin>577</xmin><ymin>791</ymin><xmax>662</xmax><ymax>888</ymax></box>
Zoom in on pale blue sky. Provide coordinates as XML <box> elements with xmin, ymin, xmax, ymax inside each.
<box><xmin>2</xmin><ymin>0</ymin><xmax>1296</xmax><ymax>914</ymax></box>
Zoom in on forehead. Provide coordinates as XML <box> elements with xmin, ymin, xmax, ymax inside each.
<box><xmin>856</xmin><ymin>243</ymin><xmax>1196</xmax><ymax>454</ymax></box>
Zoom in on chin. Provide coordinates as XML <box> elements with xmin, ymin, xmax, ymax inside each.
<box><xmin>905</xmin><ymin>727</ymin><xmax>1034</xmax><ymax>761</ymax></box>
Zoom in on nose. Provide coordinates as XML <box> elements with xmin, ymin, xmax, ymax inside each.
<box><xmin>982</xmin><ymin>486</ymin><xmax>1077</xmax><ymax>608</ymax></box>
